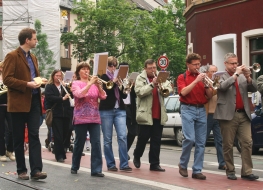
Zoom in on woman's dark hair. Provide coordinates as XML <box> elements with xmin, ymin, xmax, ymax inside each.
<box><xmin>75</xmin><ymin>62</ymin><xmax>91</xmax><ymax>80</ymax></box>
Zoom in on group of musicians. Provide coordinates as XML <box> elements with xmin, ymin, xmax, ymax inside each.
<box><xmin>0</xmin><ymin>27</ymin><xmax>260</xmax><ymax>182</ymax></box>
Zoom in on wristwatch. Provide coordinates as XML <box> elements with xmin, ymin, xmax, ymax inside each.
<box><xmin>234</xmin><ymin>72</ymin><xmax>239</xmax><ymax>77</ymax></box>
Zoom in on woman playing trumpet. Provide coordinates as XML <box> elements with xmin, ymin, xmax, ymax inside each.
<box><xmin>71</xmin><ymin>62</ymin><xmax>107</xmax><ymax>177</ymax></box>
<box><xmin>45</xmin><ymin>69</ymin><xmax>72</xmax><ymax>163</ymax></box>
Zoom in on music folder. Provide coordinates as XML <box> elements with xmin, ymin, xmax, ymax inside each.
<box><xmin>156</xmin><ymin>71</ymin><xmax>169</xmax><ymax>83</ymax></box>
<box><xmin>115</xmin><ymin>65</ymin><xmax>129</xmax><ymax>80</ymax></box>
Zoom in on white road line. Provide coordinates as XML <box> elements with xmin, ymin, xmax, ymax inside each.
<box><xmin>33</xmin><ymin>152</ymin><xmax>192</xmax><ymax>190</ymax></box>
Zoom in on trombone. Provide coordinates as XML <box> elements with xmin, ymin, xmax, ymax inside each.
<box><xmin>152</xmin><ymin>72</ymin><xmax>170</xmax><ymax>97</ymax></box>
<box><xmin>57</xmin><ymin>79</ymin><xmax>73</xmax><ymax>101</ymax></box>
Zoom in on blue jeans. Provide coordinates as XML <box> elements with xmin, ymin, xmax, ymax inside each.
<box><xmin>179</xmin><ymin>104</ymin><xmax>207</xmax><ymax>174</ymax></box>
<box><xmin>207</xmin><ymin>113</ymin><xmax>225</xmax><ymax>167</ymax></box>
<box><xmin>100</xmin><ymin>109</ymin><xmax>128</xmax><ymax>169</ymax></box>
<box><xmin>71</xmin><ymin>123</ymin><xmax>102</xmax><ymax>175</ymax></box>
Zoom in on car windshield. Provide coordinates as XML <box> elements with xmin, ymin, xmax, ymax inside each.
<box><xmin>165</xmin><ymin>97</ymin><xmax>180</xmax><ymax>113</ymax></box>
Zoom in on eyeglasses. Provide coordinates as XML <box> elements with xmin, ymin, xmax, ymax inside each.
<box><xmin>108</xmin><ymin>64</ymin><xmax>117</xmax><ymax>68</ymax></box>
<box><xmin>146</xmin><ymin>66</ymin><xmax>157</xmax><ymax>70</ymax></box>
<box><xmin>191</xmin><ymin>63</ymin><xmax>201</xmax><ymax>66</ymax></box>
<box><xmin>227</xmin><ymin>62</ymin><xmax>239</xmax><ymax>65</ymax></box>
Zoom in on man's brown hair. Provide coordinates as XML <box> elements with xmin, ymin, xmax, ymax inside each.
<box><xmin>18</xmin><ymin>28</ymin><xmax>36</xmax><ymax>45</ymax></box>
<box><xmin>144</xmin><ymin>59</ymin><xmax>155</xmax><ymax>68</ymax></box>
<box><xmin>185</xmin><ymin>53</ymin><xmax>201</xmax><ymax>64</ymax></box>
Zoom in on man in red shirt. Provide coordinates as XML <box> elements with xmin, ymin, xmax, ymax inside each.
<box><xmin>177</xmin><ymin>53</ymin><xmax>212</xmax><ymax>180</ymax></box>
<box><xmin>214</xmin><ymin>53</ymin><xmax>258</xmax><ymax>181</ymax></box>
<box><xmin>133</xmin><ymin>59</ymin><xmax>173</xmax><ymax>171</ymax></box>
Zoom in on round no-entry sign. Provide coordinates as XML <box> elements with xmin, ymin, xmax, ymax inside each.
<box><xmin>157</xmin><ymin>56</ymin><xmax>169</xmax><ymax>69</ymax></box>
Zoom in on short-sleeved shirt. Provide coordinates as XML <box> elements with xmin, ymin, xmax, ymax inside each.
<box><xmin>177</xmin><ymin>70</ymin><xmax>208</xmax><ymax>105</ymax></box>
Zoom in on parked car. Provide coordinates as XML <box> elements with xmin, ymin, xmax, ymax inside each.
<box><xmin>235</xmin><ymin>113</ymin><xmax>263</xmax><ymax>155</ymax></box>
<box><xmin>162</xmin><ymin>94</ymin><xmax>213</xmax><ymax>146</ymax></box>
<box><xmin>162</xmin><ymin>95</ymin><xmax>183</xmax><ymax>146</ymax></box>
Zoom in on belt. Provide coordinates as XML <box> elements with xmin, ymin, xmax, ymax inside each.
<box><xmin>235</xmin><ymin>109</ymin><xmax>245</xmax><ymax>113</ymax></box>
<box><xmin>181</xmin><ymin>103</ymin><xmax>204</xmax><ymax>108</ymax></box>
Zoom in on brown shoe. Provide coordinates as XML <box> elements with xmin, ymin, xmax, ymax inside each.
<box><xmin>178</xmin><ymin>164</ymin><xmax>188</xmax><ymax>177</ymax></box>
<box><xmin>192</xmin><ymin>173</ymin><xmax>206</xmax><ymax>180</ymax></box>
<box><xmin>31</xmin><ymin>172</ymin><xmax>47</xmax><ymax>180</ymax></box>
<box><xmin>18</xmin><ymin>172</ymin><xmax>29</xmax><ymax>180</ymax></box>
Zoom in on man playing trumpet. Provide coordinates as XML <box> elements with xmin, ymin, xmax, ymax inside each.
<box><xmin>214</xmin><ymin>53</ymin><xmax>258</xmax><ymax>181</ymax></box>
<box><xmin>133</xmin><ymin>59</ymin><xmax>172</xmax><ymax>172</ymax></box>
<box><xmin>177</xmin><ymin>53</ymin><xmax>212</xmax><ymax>180</ymax></box>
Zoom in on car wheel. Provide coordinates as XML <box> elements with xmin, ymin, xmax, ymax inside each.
<box><xmin>174</xmin><ymin>128</ymin><xmax>184</xmax><ymax>147</ymax></box>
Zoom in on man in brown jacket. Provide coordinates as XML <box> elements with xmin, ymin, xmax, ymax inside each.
<box><xmin>2</xmin><ymin>28</ymin><xmax>47</xmax><ymax>180</ymax></box>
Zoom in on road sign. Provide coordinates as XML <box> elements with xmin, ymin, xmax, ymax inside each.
<box><xmin>157</xmin><ymin>56</ymin><xmax>169</xmax><ymax>69</ymax></box>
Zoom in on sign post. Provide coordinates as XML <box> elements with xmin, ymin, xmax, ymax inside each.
<box><xmin>157</xmin><ymin>55</ymin><xmax>169</xmax><ymax>70</ymax></box>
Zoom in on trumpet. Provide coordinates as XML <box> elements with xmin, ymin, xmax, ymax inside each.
<box><xmin>244</xmin><ymin>63</ymin><xmax>261</xmax><ymax>73</ymax></box>
<box><xmin>196</xmin><ymin>69</ymin><xmax>219</xmax><ymax>90</ymax></box>
<box><xmin>152</xmin><ymin>72</ymin><xmax>170</xmax><ymax>97</ymax></box>
<box><xmin>122</xmin><ymin>78</ymin><xmax>134</xmax><ymax>94</ymax></box>
<box><xmin>87</xmin><ymin>74</ymin><xmax>114</xmax><ymax>90</ymax></box>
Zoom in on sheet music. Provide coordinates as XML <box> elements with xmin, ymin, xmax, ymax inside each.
<box><xmin>129</xmin><ymin>72</ymin><xmax>139</xmax><ymax>82</ymax></box>
<box><xmin>63</xmin><ymin>71</ymin><xmax>74</xmax><ymax>84</ymax></box>
<box><xmin>212</xmin><ymin>71</ymin><xmax>227</xmax><ymax>80</ymax></box>
<box><xmin>93</xmin><ymin>52</ymin><xmax>108</xmax><ymax>75</ymax></box>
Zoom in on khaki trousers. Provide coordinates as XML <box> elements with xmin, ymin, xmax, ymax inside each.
<box><xmin>219</xmin><ymin>112</ymin><xmax>253</xmax><ymax>176</ymax></box>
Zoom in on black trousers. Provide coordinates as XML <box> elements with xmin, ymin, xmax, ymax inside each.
<box><xmin>11</xmin><ymin>94</ymin><xmax>42</xmax><ymax>176</ymax></box>
<box><xmin>52</xmin><ymin>117</ymin><xmax>69</xmax><ymax>161</ymax></box>
<box><xmin>133</xmin><ymin>119</ymin><xmax>163</xmax><ymax>166</ymax></box>
<box><xmin>125</xmin><ymin>105</ymin><xmax>138</xmax><ymax>151</ymax></box>
<box><xmin>0</xmin><ymin>106</ymin><xmax>13</xmax><ymax>155</ymax></box>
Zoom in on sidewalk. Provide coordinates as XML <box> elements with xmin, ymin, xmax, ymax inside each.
<box><xmin>0</xmin><ymin>147</ymin><xmax>263</xmax><ymax>190</ymax></box>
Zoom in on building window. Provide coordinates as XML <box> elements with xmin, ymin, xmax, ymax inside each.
<box><xmin>250</xmin><ymin>36</ymin><xmax>263</xmax><ymax>78</ymax></box>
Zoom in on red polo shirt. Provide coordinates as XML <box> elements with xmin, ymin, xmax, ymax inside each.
<box><xmin>177</xmin><ymin>70</ymin><xmax>208</xmax><ymax>104</ymax></box>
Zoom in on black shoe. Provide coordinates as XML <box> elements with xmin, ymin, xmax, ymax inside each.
<box><xmin>241</xmin><ymin>174</ymin><xmax>259</xmax><ymax>181</ymax></box>
<box><xmin>57</xmin><ymin>158</ymin><xmax>64</xmax><ymax>163</ymax></box>
<box><xmin>81</xmin><ymin>152</ymin><xmax>85</xmax><ymax>156</ymax></box>
<box><xmin>128</xmin><ymin>155</ymin><xmax>130</xmax><ymax>160</ymax></box>
<box><xmin>120</xmin><ymin>166</ymin><xmax>132</xmax><ymax>172</ymax></box>
<box><xmin>91</xmin><ymin>173</ymin><xmax>105</xmax><ymax>177</ymax></box>
<box><xmin>71</xmin><ymin>169</ymin><xmax>77</xmax><ymax>174</ymax></box>
<box><xmin>133</xmin><ymin>157</ymin><xmax>141</xmax><ymax>168</ymax></box>
<box><xmin>218</xmin><ymin>165</ymin><xmax>226</xmax><ymax>170</ymax></box>
<box><xmin>108</xmin><ymin>166</ymin><xmax>118</xmax><ymax>171</ymax></box>
<box><xmin>150</xmin><ymin>165</ymin><xmax>165</xmax><ymax>172</ymax></box>
<box><xmin>227</xmin><ymin>174</ymin><xmax>237</xmax><ymax>180</ymax></box>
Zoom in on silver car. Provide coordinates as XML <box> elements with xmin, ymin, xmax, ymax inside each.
<box><xmin>163</xmin><ymin>95</ymin><xmax>213</xmax><ymax>146</ymax></box>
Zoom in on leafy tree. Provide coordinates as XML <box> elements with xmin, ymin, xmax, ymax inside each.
<box><xmin>32</xmin><ymin>19</ymin><xmax>56</xmax><ymax>78</ymax></box>
<box><xmin>61</xmin><ymin>0</ymin><xmax>186</xmax><ymax>78</ymax></box>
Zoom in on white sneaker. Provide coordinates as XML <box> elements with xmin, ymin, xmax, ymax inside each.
<box><xmin>0</xmin><ymin>155</ymin><xmax>7</xmax><ymax>162</ymax></box>
<box><xmin>6</xmin><ymin>151</ymin><xmax>15</xmax><ymax>161</ymax></box>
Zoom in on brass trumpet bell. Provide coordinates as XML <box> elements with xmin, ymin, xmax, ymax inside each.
<box><xmin>249</xmin><ymin>63</ymin><xmax>261</xmax><ymax>73</ymax></box>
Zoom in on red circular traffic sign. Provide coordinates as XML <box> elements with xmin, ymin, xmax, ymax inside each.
<box><xmin>157</xmin><ymin>56</ymin><xmax>169</xmax><ymax>69</ymax></box>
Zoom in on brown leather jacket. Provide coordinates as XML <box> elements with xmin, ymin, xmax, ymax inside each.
<box><xmin>2</xmin><ymin>47</ymin><xmax>41</xmax><ymax>112</ymax></box>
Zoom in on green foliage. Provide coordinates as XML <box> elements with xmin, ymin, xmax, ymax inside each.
<box><xmin>32</xmin><ymin>19</ymin><xmax>56</xmax><ymax>78</ymax></box>
<box><xmin>61</xmin><ymin>0</ymin><xmax>186</xmax><ymax>78</ymax></box>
